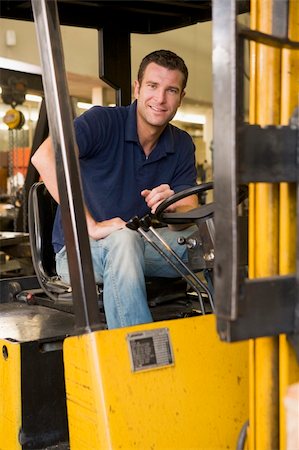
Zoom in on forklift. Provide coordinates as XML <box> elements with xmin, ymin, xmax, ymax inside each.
<box><xmin>0</xmin><ymin>0</ymin><xmax>298</xmax><ymax>449</ymax></box>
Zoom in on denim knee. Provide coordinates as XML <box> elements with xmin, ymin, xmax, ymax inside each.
<box><xmin>104</xmin><ymin>228</ymin><xmax>144</xmax><ymax>253</ymax></box>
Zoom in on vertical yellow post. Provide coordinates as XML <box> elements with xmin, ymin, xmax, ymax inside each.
<box><xmin>0</xmin><ymin>340</ymin><xmax>22</xmax><ymax>450</ymax></box>
<box><xmin>279</xmin><ymin>1</ymin><xmax>299</xmax><ymax>449</ymax></box>
<box><xmin>248</xmin><ymin>0</ymin><xmax>281</xmax><ymax>449</ymax></box>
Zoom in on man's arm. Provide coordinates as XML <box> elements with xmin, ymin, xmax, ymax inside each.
<box><xmin>31</xmin><ymin>136</ymin><xmax>59</xmax><ymax>203</ymax></box>
<box><xmin>31</xmin><ymin>138</ymin><xmax>125</xmax><ymax>239</ymax></box>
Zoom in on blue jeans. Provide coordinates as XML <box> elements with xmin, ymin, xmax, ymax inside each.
<box><xmin>56</xmin><ymin>226</ymin><xmax>197</xmax><ymax>329</ymax></box>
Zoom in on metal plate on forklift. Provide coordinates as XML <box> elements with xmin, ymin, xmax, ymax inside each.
<box><xmin>127</xmin><ymin>328</ymin><xmax>174</xmax><ymax>372</ymax></box>
<box><xmin>0</xmin><ymin>231</ymin><xmax>29</xmax><ymax>247</ymax></box>
<box><xmin>0</xmin><ymin>303</ymin><xmax>75</xmax><ymax>342</ymax></box>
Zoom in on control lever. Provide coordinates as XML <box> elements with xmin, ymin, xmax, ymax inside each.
<box><xmin>140</xmin><ymin>215</ymin><xmax>214</xmax><ymax>313</ymax></box>
<box><xmin>126</xmin><ymin>216</ymin><xmax>140</xmax><ymax>231</ymax></box>
<box><xmin>126</xmin><ymin>215</ymin><xmax>215</xmax><ymax>314</ymax></box>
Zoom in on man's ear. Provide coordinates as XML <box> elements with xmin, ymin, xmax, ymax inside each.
<box><xmin>178</xmin><ymin>90</ymin><xmax>185</xmax><ymax>107</ymax></box>
<box><xmin>133</xmin><ymin>80</ymin><xmax>140</xmax><ymax>99</ymax></box>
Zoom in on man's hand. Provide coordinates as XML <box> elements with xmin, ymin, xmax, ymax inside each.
<box><xmin>141</xmin><ymin>184</ymin><xmax>175</xmax><ymax>214</ymax></box>
<box><xmin>142</xmin><ymin>184</ymin><xmax>199</xmax><ymax>231</ymax></box>
<box><xmin>87</xmin><ymin>217</ymin><xmax>126</xmax><ymax>240</ymax></box>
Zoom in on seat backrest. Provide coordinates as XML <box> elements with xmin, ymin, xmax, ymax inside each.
<box><xmin>28</xmin><ymin>181</ymin><xmax>58</xmax><ymax>281</ymax></box>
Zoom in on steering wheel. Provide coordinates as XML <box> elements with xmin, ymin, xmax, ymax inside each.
<box><xmin>155</xmin><ymin>182</ymin><xmax>214</xmax><ymax>225</ymax></box>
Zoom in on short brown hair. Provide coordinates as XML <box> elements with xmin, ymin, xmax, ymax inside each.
<box><xmin>137</xmin><ymin>49</ymin><xmax>188</xmax><ymax>90</ymax></box>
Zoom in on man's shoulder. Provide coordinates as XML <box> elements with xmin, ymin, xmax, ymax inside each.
<box><xmin>168</xmin><ymin>123</ymin><xmax>194</xmax><ymax>146</ymax></box>
<box><xmin>83</xmin><ymin>104</ymin><xmax>130</xmax><ymax>121</ymax></box>
<box><xmin>74</xmin><ymin>104</ymin><xmax>132</xmax><ymax>140</ymax></box>
<box><xmin>169</xmin><ymin>122</ymin><xmax>191</xmax><ymax>137</ymax></box>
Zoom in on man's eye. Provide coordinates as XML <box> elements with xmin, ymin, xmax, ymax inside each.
<box><xmin>168</xmin><ymin>88</ymin><xmax>178</xmax><ymax>94</ymax></box>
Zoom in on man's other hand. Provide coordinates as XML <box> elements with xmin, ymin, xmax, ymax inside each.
<box><xmin>141</xmin><ymin>184</ymin><xmax>175</xmax><ymax>214</ymax></box>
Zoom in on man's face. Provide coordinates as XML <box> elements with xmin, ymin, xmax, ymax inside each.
<box><xmin>134</xmin><ymin>62</ymin><xmax>185</xmax><ymax>130</ymax></box>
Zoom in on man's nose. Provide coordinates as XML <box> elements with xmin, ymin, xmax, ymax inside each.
<box><xmin>155</xmin><ymin>88</ymin><xmax>166</xmax><ymax>103</ymax></box>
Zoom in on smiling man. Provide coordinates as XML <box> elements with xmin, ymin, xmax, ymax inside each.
<box><xmin>32</xmin><ymin>49</ymin><xmax>198</xmax><ymax>329</ymax></box>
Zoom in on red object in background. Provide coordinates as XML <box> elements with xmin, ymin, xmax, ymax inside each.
<box><xmin>12</xmin><ymin>147</ymin><xmax>31</xmax><ymax>176</ymax></box>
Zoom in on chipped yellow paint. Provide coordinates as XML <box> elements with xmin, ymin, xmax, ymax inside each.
<box><xmin>64</xmin><ymin>315</ymin><xmax>249</xmax><ymax>450</ymax></box>
<box><xmin>249</xmin><ymin>1</ymin><xmax>299</xmax><ymax>449</ymax></box>
<box><xmin>248</xmin><ymin>0</ymin><xmax>281</xmax><ymax>448</ymax></box>
<box><xmin>279</xmin><ymin>1</ymin><xmax>299</xmax><ymax>448</ymax></box>
<box><xmin>0</xmin><ymin>340</ymin><xmax>21</xmax><ymax>450</ymax></box>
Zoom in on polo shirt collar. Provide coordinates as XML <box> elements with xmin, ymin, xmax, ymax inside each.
<box><xmin>125</xmin><ymin>100</ymin><xmax>175</xmax><ymax>157</ymax></box>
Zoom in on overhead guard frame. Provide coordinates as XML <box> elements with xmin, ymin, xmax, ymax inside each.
<box><xmin>31</xmin><ymin>0</ymin><xmax>101</xmax><ymax>333</ymax></box>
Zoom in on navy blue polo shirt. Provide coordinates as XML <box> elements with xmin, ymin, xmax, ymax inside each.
<box><xmin>52</xmin><ymin>101</ymin><xmax>197</xmax><ymax>252</ymax></box>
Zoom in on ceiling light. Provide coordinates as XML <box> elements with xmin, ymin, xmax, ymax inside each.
<box><xmin>25</xmin><ymin>94</ymin><xmax>42</xmax><ymax>103</ymax></box>
<box><xmin>173</xmin><ymin>111</ymin><xmax>206</xmax><ymax>125</ymax></box>
<box><xmin>77</xmin><ymin>101</ymin><xmax>93</xmax><ymax>110</ymax></box>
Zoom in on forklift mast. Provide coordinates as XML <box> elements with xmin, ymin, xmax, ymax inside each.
<box><xmin>213</xmin><ymin>1</ymin><xmax>299</xmax><ymax>448</ymax></box>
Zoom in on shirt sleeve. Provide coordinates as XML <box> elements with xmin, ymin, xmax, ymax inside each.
<box><xmin>74</xmin><ymin>106</ymin><xmax>109</xmax><ymax>159</ymax></box>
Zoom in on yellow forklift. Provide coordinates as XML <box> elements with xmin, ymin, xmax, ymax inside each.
<box><xmin>0</xmin><ymin>0</ymin><xmax>298</xmax><ymax>449</ymax></box>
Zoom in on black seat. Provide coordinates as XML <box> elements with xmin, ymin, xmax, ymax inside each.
<box><xmin>28</xmin><ymin>181</ymin><xmax>74</xmax><ymax>303</ymax></box>
<box><xmin>27</xmin><ymin>182</ymin><xmax>190</xmax><ymax>319</ymax></box>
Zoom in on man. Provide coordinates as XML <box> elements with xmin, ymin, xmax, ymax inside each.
<box><xmin>32</xmin><ymin>49</ymin><xmax>198</xmax><ymax>329</ymax></box>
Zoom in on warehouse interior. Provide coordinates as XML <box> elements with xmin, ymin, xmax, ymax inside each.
<box><xmin>0</xmin><ymin>13</ymin><xmax>221</xmax><ymax>207</ymax></box>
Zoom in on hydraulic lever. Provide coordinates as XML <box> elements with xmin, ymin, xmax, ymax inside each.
<box><xmin>126</xmin><ymin>215</ymin><xmax>215</xmax><ymax>314</ymax></box>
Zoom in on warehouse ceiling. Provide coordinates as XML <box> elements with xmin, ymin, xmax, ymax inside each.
<box><xmin>0</xmin><ymin>0</ymin><xmax>249</xmax><ymax>33</ymax></box>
